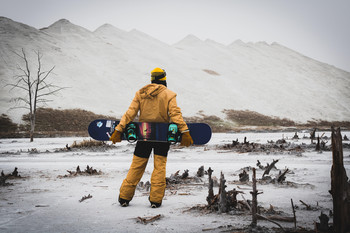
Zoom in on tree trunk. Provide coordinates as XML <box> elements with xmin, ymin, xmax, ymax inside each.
<box><xmin>330</xmin><ymin>127</ymin><xmax>350</xmax><ymax>233</ymax></box>
<box><xmin>251</xmin><ymin>168</ymin><xmax>258</xmax><ymax>227</ymax></box>
<box><xmin>315</xmin><ymin>136</ymin><xmax>320</xmax><ymax>151</ymax></box>
<box><xmin>30</xmin><ymin>112</ymin><xmax>35</xmax><ymax>142</ymax></box>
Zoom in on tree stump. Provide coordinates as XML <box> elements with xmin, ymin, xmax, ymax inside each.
<box><xmin>251</xmin><ymin>168</ymin><xmax>258</xmax><ymax>227</ymax></box>
<box><xmin>310</xmin><ymin>128</ymin><xmax>316</xmax><ymax>144</ymax></box>
<box><xmin>330</xmin><ymin>127</ymin><xmax>350</xmax><ymax>233</ymax></box>
<box><xmin>316</xmin><ymin>136</ymin><xmax>320</xmax><ymax>151</ymax></box>
<box><xmin>197</xmin><ymin>166</ymin><xmax>204</xmax><ymax>177</ymax></box>
<box><xmin>262</xmin><ymin>159</ymin><xmax>279</xmax><ymax>177</ymax></box>
<box><xmin>239</xmin><ymin>170</ymin><xmax>249</xmax><ymax>182</ymax></box>
<box><xmin>277</xmin><ymin>168</ymin><xmax>289</xmax><ymax>183</ymax></box>
<box><xmin>218</xmin><ymin>172</ymin><xmax>228</xmax><ymax>213</ymax></box>
<box><xmin>206</xmin><ymin>167</ymin><xmax>214</xmax><ymax>206</ymax></box>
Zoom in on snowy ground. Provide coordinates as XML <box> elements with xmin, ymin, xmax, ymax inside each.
<box><xmin>1</xmin><ymin>131</ymin><xmax>349</xmax><ymax>232</ymax></box>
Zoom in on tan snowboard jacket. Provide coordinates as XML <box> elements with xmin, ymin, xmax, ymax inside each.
<box><xmin>115</xmin><ymin>84</ymin><xmax>188</xmax><ymax>133</ymax></box>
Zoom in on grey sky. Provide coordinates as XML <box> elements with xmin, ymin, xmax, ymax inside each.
<box><xmin>1</xmin><ymin>0</ymin><xmax>349</xmax><ymax>71</ymax></box>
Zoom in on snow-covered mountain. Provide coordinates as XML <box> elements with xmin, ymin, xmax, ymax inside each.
<box><xmin>1</xmin><ymin>17</ymin><xmax>349</xmax><ymax>123</ymax></box>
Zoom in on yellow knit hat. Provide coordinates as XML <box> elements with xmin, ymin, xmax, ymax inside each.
<box><xmin>151</xmin><ymin>67</ymin><xmax>166</xmax><ymax>81</ymax></box>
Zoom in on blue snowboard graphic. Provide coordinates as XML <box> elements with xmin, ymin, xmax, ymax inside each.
<box><xmin>88</xmin><ymin>120</ymin><xmax>212</xmax><ymax>145</ymax></box>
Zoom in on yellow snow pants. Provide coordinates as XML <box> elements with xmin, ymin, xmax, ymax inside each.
<box><xmin>119</xmin><ymin>154</ymin><xmax>167</xmax><ymax>204</ymax></box>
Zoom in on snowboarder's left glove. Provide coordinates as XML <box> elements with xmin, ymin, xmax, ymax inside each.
<box><xmin>110</xmin><ymin>130</ymin><xmax>122</xmax><ymax>144</ymax></box>
<box><xmin>180</xmin><ymin>131</ymin><xmax>193</xmax><ymax>147</ymax></box>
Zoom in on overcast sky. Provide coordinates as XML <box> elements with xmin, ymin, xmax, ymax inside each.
<box><xmin>1</xmin><ymin>0</ymin><xmax>349</xmax><ymax>72</ymax></box>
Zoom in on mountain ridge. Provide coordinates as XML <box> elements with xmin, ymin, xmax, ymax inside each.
<box><xmin>0</xmin><ymin>17</ymin><xmax>349</xmax><ymax>124</ymax></box>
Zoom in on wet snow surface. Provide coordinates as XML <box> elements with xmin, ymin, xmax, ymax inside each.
<box><xmin>1</xmin><ymin>132</ymin><xmax>349</xmax><ymax>232</ymax></box>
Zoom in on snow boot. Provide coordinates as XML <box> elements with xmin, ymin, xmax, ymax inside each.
<box><xmin>118</xmin><ymin>196</ymin><xmax>130</xmax><ymax>207</ymax></box>
<box><xmin>149</xmin><ymin>197</ymin><xmax>162</xmax><ymax>208</ymax></box>
<box><xmin>150</xmin><ymin>201</ymin><xmax>162</xmax><ymax>208</ymax></box>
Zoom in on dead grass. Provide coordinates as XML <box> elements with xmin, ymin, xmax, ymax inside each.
<box><xmin>0</xmin><ymin>114</ymin><xmax>20</xmax><ymax>138</ymax></box>
<box><xmin>70</xmin><ymin>139</ymin><xmax>106</xmax><ymax>148</ymax></box>
<box><xmin>0</xmin><ymin>114</ymin><xmax>18</xmax><ymax>133</ymax></box>
<box><xmin>185</xmin><ymin>110</ymin><xmax>350</xmax><ymax>132</ymax></box>
<box><xmin>1</xmin><ymin>108</ymin><xmax>116</xmax><ymax>138</ymax></box>
<box><xmin>185</xmin><ymin>110</ymin><xmax>298</xmax><ymax>132</ymax></box>
<box><xmin>21</xmin><ymin>108</ymin><xmax>115</xmax><ymax>132</ymax></box>
<box><xmin>184</xmin><ymin>113</ymin><xmax>233</xmax><ymax>132</ymax></box>
<box><xmin>1</xmin><ymin>108</ymin><xmax>349</xmax><ymax>138</ymax></box>
<box><xmin>223</xmin><ymin>109</ymin><xmax>296</xmax><ymax>127</ymax></box>
<box><xmin>301</xmin><ymin>120</ymin><xmax>350</xmax><ymax>129</ymax></box>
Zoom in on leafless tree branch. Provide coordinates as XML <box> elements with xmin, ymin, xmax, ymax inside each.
<box><xmin>7</xmin><ymin>48</ymin><xmax>64</xmax><ymax>142</ymax></box>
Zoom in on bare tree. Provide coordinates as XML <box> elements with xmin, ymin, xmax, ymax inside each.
<box><xmin>7</xmin><ymin>48</ymin><xmax>64</xmax><ymax>142</ymax></box>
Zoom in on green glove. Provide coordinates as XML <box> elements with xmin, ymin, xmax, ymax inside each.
<box><xmin>180</xmin><ymin>131</ymin><xmax>193</xmax><ymax>147</ymax></box>
<box><xmin>110</xmin><ymin>130</ymin><xmax>122</xmax><ymax>144</ymax></box>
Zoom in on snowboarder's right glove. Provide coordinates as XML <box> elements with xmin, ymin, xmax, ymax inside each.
<box><xmin>110</xmin><ymin>130</ymin><xmax>122</xmax><ymax>144</ymax></box>
<box><xmin>180</xmin><ymin>131</ymin><xmax>193</xmax><ymax>147</ymax></box>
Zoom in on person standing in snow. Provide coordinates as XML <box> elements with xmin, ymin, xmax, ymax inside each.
<box><xmin>110</xmin><ymin>67</ymin><xmax>193</xmax><ymax>208</ymax></box>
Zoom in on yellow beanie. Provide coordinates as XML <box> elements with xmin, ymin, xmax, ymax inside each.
<box><xmin>151</xmin><ymin>68</ymin><xmax>166</xmax><ymax>81</ymax></box>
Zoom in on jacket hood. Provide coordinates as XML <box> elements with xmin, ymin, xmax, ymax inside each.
<box><xmin>139</xmin><ymin>84</ymin><xmax>167</xmax><ymax>99</ymax></box>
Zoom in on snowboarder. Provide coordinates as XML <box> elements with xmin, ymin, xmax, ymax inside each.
<box><xmin>110</xmin><ymin>67</ymin><xmax>193</xmax><ymax>208</ymax></box>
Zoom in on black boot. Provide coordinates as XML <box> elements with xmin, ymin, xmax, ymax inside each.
<box><xmin>150</xmin><ymin>201</ymin><xmax>161</xmax><ymax>208</ymax></box>
<box><xmin>118</xmin><ymin>197</ymin><xmax>130</xmax><ymax>207</ymax></box>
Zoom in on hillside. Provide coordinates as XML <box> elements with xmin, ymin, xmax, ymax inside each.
<box><xmin>1</xmin><ymin>17</ymin><xmax>349</xmax><ymax>124</ymax></box>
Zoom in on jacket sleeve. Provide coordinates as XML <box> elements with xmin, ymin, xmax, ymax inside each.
<box><xmin>116</xmin><ymin>92</ymin><xmax>140</xmax><ymax>132</ymax></box>
<box><xmin>168</xmin><ymin>95</ymin><xmax>189</xmax><ymax>132</ymax></box>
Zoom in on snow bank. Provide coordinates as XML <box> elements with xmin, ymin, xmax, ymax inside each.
<box><xmin>1</xmin><ymin>17</ymin><xmax>350</xmax><ymax>124</ymax></box>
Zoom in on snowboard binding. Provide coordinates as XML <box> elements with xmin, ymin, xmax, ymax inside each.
<box><xmin>124</xmin><ymin>122</ymin><xmax>138</xmax><ymax>143</ymax></box>
<box><xmin>167</xmin><ymin>123</ymin><xmax>180</xmax><ymax>144</ymax></box>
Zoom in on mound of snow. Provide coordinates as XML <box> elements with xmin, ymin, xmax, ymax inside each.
<box><xmin>0</xmin><ymin>17</ymin><xmax>349</xmax><ymax>123</ymax></box>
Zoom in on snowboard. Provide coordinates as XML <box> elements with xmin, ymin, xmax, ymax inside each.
<box><xmin>88</xmin><ymin>119</ymin><xmax>212</xmax><ymax>145</ymax></box>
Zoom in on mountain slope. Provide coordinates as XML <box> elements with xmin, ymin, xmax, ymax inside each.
<box><xmin>0</xmin><ymin>17</ymin><xmax>349</xmax><ymax>123</ymax></box>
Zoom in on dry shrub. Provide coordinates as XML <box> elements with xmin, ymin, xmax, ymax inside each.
<box><xmin>4</xmin><ymin>108</ymin><xmax>349</xmax><ymax>139</ymax></box>
<box><xmin>0</xmin><ymin>114</ymin><xmax>17</xmax><ymax>132</ymax></box>
<box><xmin>184</xmin><ymin>113</ymin><xmax>233</xmax><ymax>132</ymax></box>
<box><xmin>22</xmin><ymin>108</ymin><xmax>115</xmax><ymax>132</ymax></box>
<box><xmin>223</xmin><ymin>109</ymin><xmax>296</xmax><ymax>127</ymax></box>
<box><xmin>303</xmin><ymin>120</ymin><xmax>350</xmax><ymax>129</ymax></box>
<box><xmin>70</xmin><ymin>139</ymin><xmax>106</xmax><ymax>148</ymax></box>
<box><xmin>0</xmin><ymin>114</ymin><xmax>19</xmax><ymax>138</ymax></box>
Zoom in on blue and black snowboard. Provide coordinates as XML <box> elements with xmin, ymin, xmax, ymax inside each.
<box><xmin>88</xmin><ymin>120</ymin><xmax>212</xmax><ymax>145</ymax></box>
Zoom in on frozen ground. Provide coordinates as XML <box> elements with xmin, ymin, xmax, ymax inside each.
<box><xmin>0</xmin><ymin>131</ymin><xmax>349</xmax><ymax>232</ymax></box>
